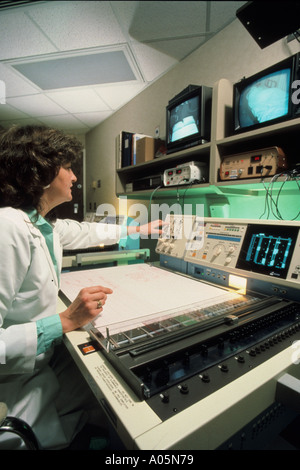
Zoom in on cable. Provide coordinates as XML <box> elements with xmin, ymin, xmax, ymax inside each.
<box><xmin>259</xmin><ymin>166</ymin><xmax>275</xmax><ymax>219</ymax></box>
<box><xmin>182</xmin><ymin>181</ymin><xmax>194</xmax><ymax>209</ymax></box>
<box><xmin>260</xmin><ymin>168</ymin><xmax>300</xmax><ymax>220</ymax></box>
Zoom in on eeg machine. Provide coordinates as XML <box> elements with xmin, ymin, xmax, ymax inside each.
<box><xmin>62</xmin><ymin>216</ymin><xmax>300</xmax><ymax>450</ymax></box>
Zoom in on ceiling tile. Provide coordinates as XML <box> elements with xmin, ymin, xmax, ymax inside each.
<box><xmin>209</xmin><ymin>1</ymin><xmax>246</xmax><ymax>31</ymax></box>
<box><xmin>27</xmin><ymin>1</ymin><xmax>127</xmax><ymax>51</ymax></box>
<box><xmin>94</xmin><ymin>82</ymin><xmax>146</xmax><ymax>109</ymax></box>
<box><xmin>129</xmin><ymin>1</ymin><xmax>208</xmax><ymax>41</ymax></box>
<box><xmin>0</xmin><ymin>63</ymin><xmax>39</xmax><ymax>97</ymax></box>
<box><xmin>110</xmin><ymin>1</ymin><xmax>140</xmax><ymax>36</ymax></box>
<box><xmin>73</xmin><ymin>111</ymin><xmax>113</xmax><ymax>127</ymax></box>
<box><xmin>46</xmin><ymin>89</ymin><xmax>111</xmax><ymax>113</ymax></box>
<box><xmin>131</xmin><ymin>42</ymin><xmax>178</xmax><ymax>82</ymax></box>
<box><xmin>145</xmin><ymin>37</ymin><xmax>208</xmax><ymax>61</ymax></box>
<box><xmin>0</xmin><ymin>10</ymin><xmax>57</xmax><ymax>60</ymax></box>
<box><xmin>6</xmin><ymin>94</ymin><xmax>67</xmax><ymax>117</ymax></box>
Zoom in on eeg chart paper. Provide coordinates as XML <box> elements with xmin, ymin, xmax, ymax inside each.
<box><xmin>60</xmin><ymin>264</ymin><xmax>240</xmax><ymax>335</ymax></box>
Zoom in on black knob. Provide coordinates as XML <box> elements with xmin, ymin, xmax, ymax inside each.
<box><xmin>220</xmin><ymin>363</ymin><xmax>228</xmax><ymax>372</ymax></box>
<box><xmin>161</xmin><ymin>392</ymin><xmax>169</xmax><ymax>403</ymax></box>
<box><xmin>179</xmin><ymin>383</ymin><xmax>189</xmax><ymax>394</ymax></box>
<box><xmin>201</xmin><ymin>373</ymin><xmax>210</xmax><ymax>383</ymax></box>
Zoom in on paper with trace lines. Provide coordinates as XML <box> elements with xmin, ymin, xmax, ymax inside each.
<box><xmin>60</xmin><ymin>264</ymin><xmax>232</xmax><ymax>334</ymax></box>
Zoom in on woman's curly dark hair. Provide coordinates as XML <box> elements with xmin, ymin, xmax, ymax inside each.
<box><xmin>0</xmin><ymin>125</ymin><xmax>83</xmax><ymax>213</ymax></box>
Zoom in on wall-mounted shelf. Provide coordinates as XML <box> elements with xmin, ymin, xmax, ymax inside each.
<box><xmin>116</xmin><ymin>79</ymin><xmax>300</xmax><ymax>197</ymax></box>
<box><xmin>116</xmin><ymin>142</ymin><xmax>211</xmax><ymax>196</ymax></box>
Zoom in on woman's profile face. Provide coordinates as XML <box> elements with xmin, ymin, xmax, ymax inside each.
<box><xmin>43</xmin><ymin>163</ymin><xmax>77</xmax><ymax>208</ymax></box>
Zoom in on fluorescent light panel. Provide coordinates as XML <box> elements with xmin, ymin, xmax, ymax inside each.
<box><xmin>11</xmin><ymin>49</ymin><xmax>137</xmax><ymax>90</ymax></box>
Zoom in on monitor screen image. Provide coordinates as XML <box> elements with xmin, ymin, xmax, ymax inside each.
<box><xmin>238</xmin><ymin>68</ymin><xmax>291</xmax><ymax>130</ymax></box>
<box><xmin>236</xmin><ymin>224</ymin><xmax>298</xmax><ymax>279</ymax></box>
<box><xmin>169</xmin><ymin>95</ymin><xmax>199</xmax><ymax>143</ymax></box>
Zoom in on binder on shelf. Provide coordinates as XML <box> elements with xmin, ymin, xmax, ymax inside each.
<box><xmin>121</xmin><ymin>131</ymin><xmax>134</xmax><ymax>168</ymax></box>
<box><xmin>116</xmin><ymin>131</ymin><xmax>134</xmax><ymax>168</ymax></box>
<box><xmin>116</xmin><ymin>132</ymin><xmax>121</xmax><ymax>169</ymax></box>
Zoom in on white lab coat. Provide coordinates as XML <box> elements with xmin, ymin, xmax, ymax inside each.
<box><xmin>0</xmin><ymin>207</ymin><xmax>122</xmax><ymax>449</ymax></box>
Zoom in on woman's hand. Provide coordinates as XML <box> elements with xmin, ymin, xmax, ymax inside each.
<box><xmin>59</xmin><ymin>285</ymin><xmax>113</xmax><ymax>333</ymax></box>
<box><xmin>127</xmin><ymin>219</ymin><xmax>167</xmax><ymax>237</ymax></box>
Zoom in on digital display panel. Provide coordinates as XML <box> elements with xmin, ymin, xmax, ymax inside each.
<box><xmin>236</xmin><ymin>224</ymin><xmax>298</xmax><ymax>279</ymax></box>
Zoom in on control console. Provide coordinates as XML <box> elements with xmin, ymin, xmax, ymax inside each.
<box><xmin>157</xmin><ymin>217</ymin><xmax>300</xmax><ymax>300</ymax></box>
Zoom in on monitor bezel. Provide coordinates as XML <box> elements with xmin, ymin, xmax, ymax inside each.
<box><xmin>233</xmin><ymin>54</ymin><xmax>300</xmax><ymax>134</ymax></box>
<box><xmin>166</xmin><ymin>86</ymin><xmax>212</xmax><ymax>154</ymax></box>
<box><xmin>236</xmin><ymin>223</ymin><xmax>299</xmax><ymax>279</ymax></box>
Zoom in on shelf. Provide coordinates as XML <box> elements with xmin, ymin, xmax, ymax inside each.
<box><xmin>214</xmin><ymin>178</ymin><xmax>299</xmax><ymax>197</ymax></box>
<box><xmin>217</xmin><ymin>117</ymin><xmax>300</xmax><ymax>146</ymax></box>
<box><xmin>116</xmin><ymin>178</ymin><xmax>299</xmax><ymax>201</ymax></box>
<box><xmin>115</xmin><ymin>79</ymin><xmax>300</xmax><ymax>197</ymax></box>
<box><xmin>117</xmin><ymin>142</ymin><xmax>211</xmax><ymax>173</ymax></box>
<box><xmin>116</xmin><ymin>142</ymin><xmax>211</xmax><ymax>195</ymax></box>
<box><xmin>117</xmin><ymin>182</ymin><xmax>211</xmax><ymax>199</ymax></box>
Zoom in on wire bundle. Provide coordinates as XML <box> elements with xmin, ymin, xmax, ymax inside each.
<box><xmin>260</xmin><ymin>167</ymin><xmax>300</xmax><ymax>220</ymax></box>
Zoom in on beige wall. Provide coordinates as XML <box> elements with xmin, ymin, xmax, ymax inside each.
<box><xmin>85</xmin><ymin>18</ymin><xmax>300</xmax><ymax>213</ymax></box>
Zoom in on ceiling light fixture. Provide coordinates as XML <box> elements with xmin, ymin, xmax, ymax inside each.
<box><xmin>5</xmin><ymin>45</ymin><xmax>143</xmax><ymax>90</ymax></box>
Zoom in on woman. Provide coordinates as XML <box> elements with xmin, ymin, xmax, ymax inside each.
<box><xmin>0</xmin><ymin>125</ymin><xmax>163</xmax><ymax>449</ymax></box>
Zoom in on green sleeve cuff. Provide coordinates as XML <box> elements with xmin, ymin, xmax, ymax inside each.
<box><xmin>36</xmin><ymin>314</ymin><xmax>63</xmax><ymax>355</ymax></box>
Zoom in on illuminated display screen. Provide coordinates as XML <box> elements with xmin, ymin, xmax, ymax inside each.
<box><xmin>236</xmin><ymin>224</ymin><xmax>298</xmax><ymax>279</ymax></box>
<box><xmin>238</xmin><ymin>68</ymin><xmax>290</xmax><ymax>129</ymax></box>
<box><xmin>169</xmin><ymin>96</ymin><xmax>199</xmax><ymax>143</ymax></box>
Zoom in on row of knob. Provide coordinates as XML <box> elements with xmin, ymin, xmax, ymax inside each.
<box><xmin>159</xmin><ymin>322</ymin><xmax>300</xmax><ymax>404</ymax></box>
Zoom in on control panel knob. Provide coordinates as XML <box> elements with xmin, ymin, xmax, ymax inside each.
<box><xmin>160</xmin><ymin>392</ymin><xmax>169</xmax><ymax>403</ymax></box>
<box><xmin>201</xmin><ymin>373</ymin><xmax>210</xmax><ymax>383</ymax></box>
<box><xmin>220</xmin><ymin>363</ymin><xmax>229</xmax><ymax>372</ymax></box>
<box><xmin>179</xmin><ymin>383</ymin><xmax>189</xmax><ymax>394</ymax></box>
